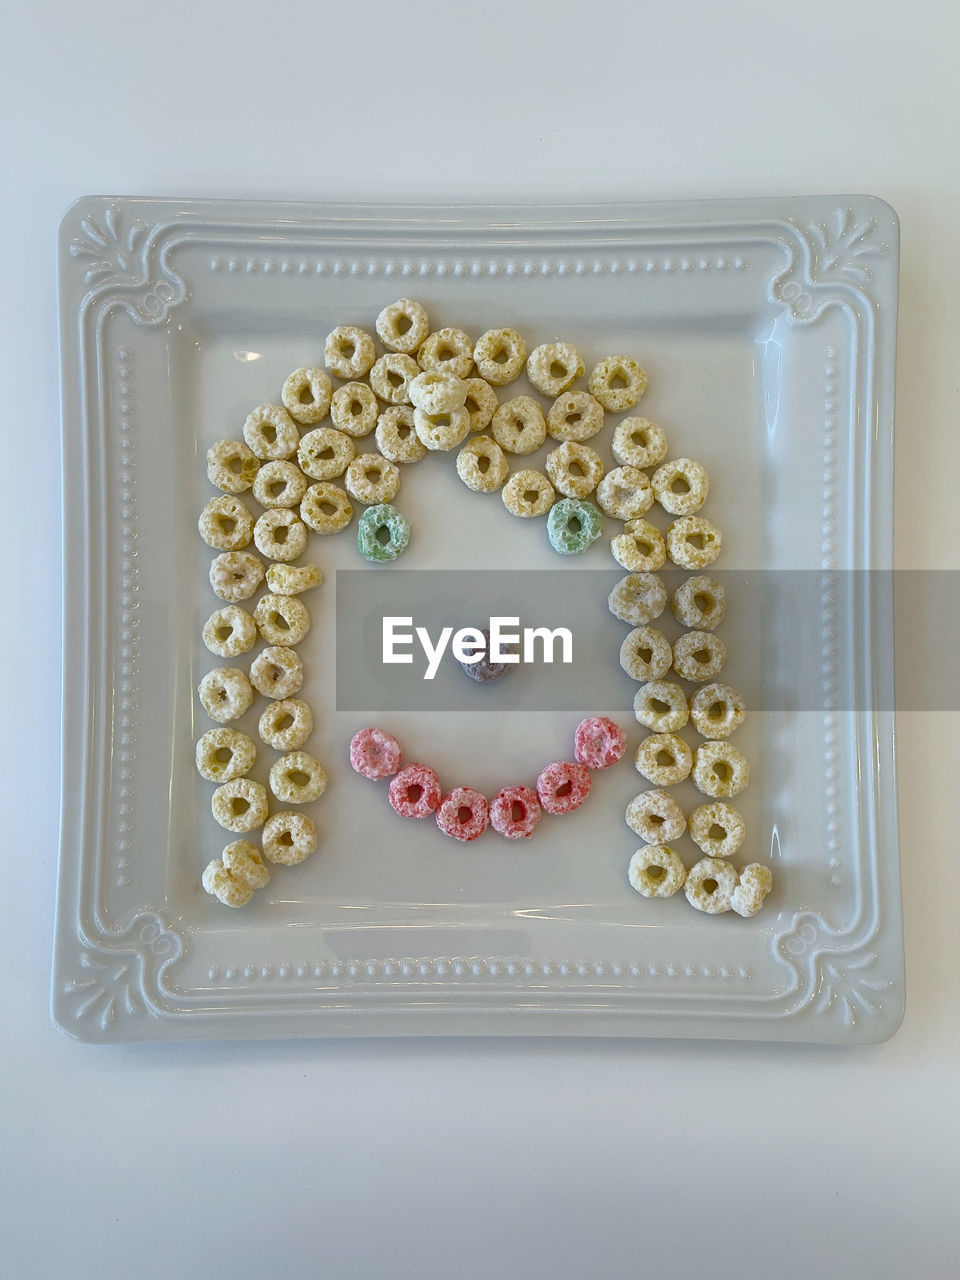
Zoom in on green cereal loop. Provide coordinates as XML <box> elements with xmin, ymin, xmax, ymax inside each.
<box><xmin>357</xmin><ymin>503</ymin><xmax>410</xmax><ymax>563</ymax></box>
<box><xmin>547</xmin><ymin>498</ymin><xmax>602</xmax><ymax>555</ymax></box>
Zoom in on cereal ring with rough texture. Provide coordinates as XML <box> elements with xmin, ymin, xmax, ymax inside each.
<box><xmin>195</xmin><ymin>727</ymin><xmax>256</xmax><ymax>783</ymax></box>
<box><xmin>634</xmin><ymin>733</ymin><xmax>693</xmax><ymax>786</ymax></box>
<box><xmin>574</xmin><ymin>716</ymin><xmax>626</xmax><ymax>769</ymax></box>
<box><xmin>458</xmin><ymin>628</ymin><xmax>512</xmax><ymax>682</ymax></box>
<box><xmin>389</xmin><ymin>763</ymin><xmax>441</xmax><ymax>818</ymax></box>
<box><xmin>349</xmin><ymin>727</ymin><xmax>402</xmax><ymax>779</ymax></box>
<box><xmin>502</xmin><ymin>469</ymin><xmax>555</xmax><ymax>518</ymax></box>
<box><xmin>526</xmin><ymin>342</ymin><xmax>584</xmax><ymax>397</ymax></box>
<box><xmin>611</xmin><ymin>520</ymin><xmax>666</xmax><ymax>573</ymax></box>
<box><xmin>212</xmin><ymin>778</ymin><xmax>269</xmax><ymax>833</ymax></box>
<box><xmin>345</xmin><ymin>453</ymin><xmax>401</xmax><ymax>505</ymax></box>
<box><xmin>692</xmin><ymin>741</ymin><xmax>750</xmax><ymax>798</ymax></box>
<box><xmin>199</xmin><ymin>496</ymin><xmax>254</xmax><ymax>551</ymax></box>
<box><xmin>436</xmin><ymin>787</ymin><xmax>490</xmax><ymax>842</ymax></box>
<box><xmin>281</xmin><ymin>367</ymin><xmax>332</xmax><ymax>425</ymax></box>
<box><xmin>673</xmin><ymin>631</ymin><xmax>726</xmax><ymax>683</ymax></box>
<box><xmin>545</xmin><ymin>442</ymin><xmax>604</xmax><ymax>498</ymax></box>
<box><xmin>628</xmin><ymin>845</ymin><xmax>687</xmax><ymax>898</ymax></box>
<box><xmin>249</xmin><ymin>646</ymin><xmax>303</xmax><ymax>699</ymax></box>
<box><xmin>408</xmin><ymin>370</ymin><xmax>468</xmax><ymax>414</ymax></box>
<box><xmin>489</xmin><ymin>785</ymin><xmax>542</xmax><ymax>839</ymax></box>
<box><xmin>608</xmin><ymin>573</ymin><xmax>667</xmax><ymax>626</ymax></box>
<box><xmin>297</xmin><ymin>427</ymin><xmax>356</xmax><ymax>481</ymax></box>
<box><xmin>612</xmin><ymin>418</ymin><xmax>667</xmax><ymax>470</ymax></box>
<box><xmin>491</xmin><ymin>396</ymin><xmax>547</xmax><ymax>455</ymax></box>
<box><xmin>331</xmin><ymin>382</ymin><xmax>379</xmax><ymax>437</ymax></box>
<box><xmin>731</xmin><ymin>864</ymin><xmax>774</xmax><ymax>918</ymax></box>
<box><xmin>536</xmin><ymin>760</ymin><xmax>592</xmax><ymax>815</ymax></box>
<box><xmin>376</xmin><ymin>298</ymin><xmax>430</xmax><ymax>354</ymax></box>
<box><xmin>253</xmin><ymin>460</ymin><xmax>308</xmax><ymax>509</ymax></box>
<box><xmin>253</xmin><ymin>508</ymin><xmax>307</xmax><ymax>562</ymax></box>
<box><xmin>546</xmin><ymin>391</ymin><xmax>604</xmax><ymax>443</ymax></box>
<box><xmin>209</xmin><ymin>551</ymin><xmax>265</xmax><ymax>602</ymax></box>
<box><xmin>634</xmin><ymin>680</ymin><xmax>689</xmax><ymax>733</ymax></box>
<box><xmin>207</xmin><ymin>439</ymin><xmax>260</xmax><ymax>494</ymax></box>
<box><xmin>266</xmin><ymin>562</ymin><xmax>324</xmax><ymax>595</ymax></box>
<box><xmin>202</xmin><ymin>841</ymin><xmax>270</xmax><ymax>907</ymax></box>
<box><xmin>690</xmin><ymin>683</ymin><xmax>746</xmax><ymax>739</ymax></box>
<box><xmin>357</xmin><ymin>503</ymin><xmax>410</xmax><ymax>562</ymax></box>
<box><xmin>417</xmin><ymin>327</ymin><xmax>474</xmax><ymax>379</ymax></box>
<box><xmin>300</xmin><ymin>482</ymin><xmax>353</xmax><ymax>534</ymax></box>
<box><xmin>685</xmin><ymin>857</ymin><xmax>737</xmax><ymax>914</ymax></box>
<box><xmin>242</xmin><ymin>404</ymin><xmax>299</xmax><ymax>461</ymax></box>
<box><xmin>414</xmin><ymin>405</ymin><xmax>471</xmax><ymax>452</ymax></box>
<box><xmin>261</xmin><ymin>811</ymin><xmax>318</xmax><ymax>866</ymax></box>
<box><xmin>269</xmin><ymin>751</ymin><xmax>327</xmax><ymax>805</ymax></box>
<box><xmin>625</xmin><ymin>790</ymin><xmax>686</xmax><ymax>844</ymax></box>
<box><xmin>688</xmin><ymin>802</ymin><xmax>746</xmax><ymax>859</ymax></box>
<box><xmin>203</xmin><ymin>605</ymin><xmax>257</xmax><ymax>657</ymax></box>
<box><xmin>596</xmin><ymin>466</ymin><xmax>653</xmax><ymax>521</ymax></box>
<box><xmin>369</xmin><ymin>353</ymin><xmax>420</xmax><ymax>405</ymax></box>
<box><xmin>324</xmin><ymin>325</ymin><xmax>376</xmax><ymax>380</ymax></box>
<box><xmin>376</xmin><ymin>405</ymin><xmax>427</xmax><ymax>464</ymax></box>
<box><xmin>457</xmin><ymin>435</ymin><xmax>509</xmax><ymax>492</ymax></box>
<box><xmin>588</xmin><ymin>356</ymin><xmax>647</xmax><ymax>412</ymax></box>
<box><xmin>259</xmin><ymin>698</ymin><xmax>313</xmax><ymax>751</ymax></box>
<box><xmin>652</xmin><ymin>457</ymin><xmax>710</xmax><ymax>516</ymax></box>
<box><xmin>254</xmin><ymin>593</ymin><xmax>310</xmax><ymax>646</ymax></box>
<box><xmin>619</xmin><ymin>627</ymin><xmax>673</xmax><ymax>681</ymax></box>
<box><xmin>198</xmin><ymin>668</ymin><xmax>254</xmax><ymax>723</ymax></box>
<box><xmin>667</xmin><ymin>516</ymin><xmax>722</xmax><ymax>570</ymax></box>
<box><xmin>473</xmin><ymin>328</ymin><xmax>527</xmax><ymax>385</ymax></box>
<box><xmin>462</xmin><ymin>378</ymin><xmax>499</xmax><ymax>432</ymax></box>
<box><xmin>547</xmin><ymin>497</ymin><xmax>602</xmax><ymax>555</ymax></box>
<box><xmin>671</xmin><ymin>575</ymin><xmax>726</xmax><ymax>630</ymax></box>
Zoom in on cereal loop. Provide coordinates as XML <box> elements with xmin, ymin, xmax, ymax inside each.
<box><xmin>462</xmin><ymin>378</ymin><xmax>499</xmax><ymax>432</ymax></box>
<box><xmin>330</xmin><ymin>382</ymin><xmax>379</xmax><ymax>437</ymax></box>
<box><xmin>731</xmin><ymin>864</ymin><xmax>774</xmax><ymax>918</ymax></box>
<box><xmin>207</xmin><ymin>439</ymin><xmax>260</xmax><ymax>494</ymax></box>
<box><xmin>369</xmin><ymin>353</ymin><xmax>420</xmax><ymax>405</ymax></box>
<box><xmin>545</xmin><ymin>442</ymin><xmax>604</xmax><ymax>499</ymax></box>
<box><xmin>414</xmin><ymin>405</ymin><xmax>471</xmax><ymax>452</ymax></box>
<box><xmin>684</xmin><ymin>857</ymin><xmax>737</xmax><ymax>914</ymax></box>
<box><xmin>491</xmin><ymin>395</ymin><xmax>547</xmax><ymax>455</ymax></box>
<box><xmin>408</xmin><ymin>370</ymin><xmax>468</xmax><ymax>414</ymax></box>
<box><xmin>269</xmin><ymin>751</ymin><xmax>327</xmax><ymax>804</ymax></box>
<box><xmin>281</xmin><ymin>367</ymin><xmax>332</xmax><ymax>425</ymax></box>
<box><xmin>376</xmin><ymin>405</ymin><xmax>427</xmax><ymax>464</ymax></box>
<box><xmin>546</xmin><ymin>391</ymin><xmax>604</xmax><ymax>443</ymax></box>
<box><xmin>502</xmin><ymin>471</ymin><xmax>555</xmax><ymax>521</ymax></box>
<box><xmin>473</xmin><ymin>328</ymin><xmax>527</xmax><ymax>385</ymax></box>
<box><xmin>198</xmin><ymin>668</ymin><xmax>254</xmax><ymax>723</ymax></box>
<box><xmin>417</xmin><ymin>327</ymin><xmax>474</xmax><ymax>379</ymax></box>
<box><xmin>596</xmin><ymin>466</ymin><xmax>654</xmax><ymax>521</ymax></box>
<box><xmin>300</xmin><ymin>482</ymin><xmax>354</xmax><ymax>534</ymax></box>
<box><xmin>349</xmin><ymin>727</ymin><xmax>402</xmax><ymax>779</ymax></box>
<box><xmin>612</xmin><ymin>418</ymin><xmax>667</xmax><ymax>470</ymax></box>
<box><xmin>242</xmin><ymin>404</ymin><xmax>300</xmax><ymax>460</ymax></box>
<box><xmin>212</xmin><ymin>778</ymin><xmax>269</xmax><ymax>833</ymax></box>
<box><xmin>666</xmin><ymin>516</ymin><xmax>722</xmax><ymax>570</ymax></box>
<box><xmin>266</xmin><ymin>563</ymin><xmax>324</xmax><ymax>595</ymax></box>
<box><xmin>628</xmin><ymin>846</ymin><xmax>687</xmax><ymax>898</ymax></box>
<box><xmin>536</xmin><ymin>760</ymin><xmax>592</xmax><ymax>815</ymax></box>
<box><xmin>203</xmin><ymin>605</ymin><xmax>257</xmax><ymax>657</ymax></box>
<box><xmin>436</xmin><ymin>787</ymin><xmax>490</xmax><ymax>842</ymax></box>
<box><xmin>574</xmin><ymin>716</ymin><xmax>626</xmax><ymax>769</ymax></box>
<box><xmin>671</xmin><ymin>575</ymin><xmax>726</xmax><ymax>630</ymax></box>
<box><xmin>633</xmin><ymin>680</ymin><xmax>689</xmax><ymax>733</ymax></box>
<box><xmin>457</xmin><ymin>435</ymin><xmax>509</xmax><ymax>493</ymax></box>
<box><xmin>489</xmin><ymin>785</ymin><xmax>542</xmax><ymax>840</ymax></box>
<box><xmin>608</xmin><ymin>573</ymin><xmax>667</xmax><ymax>626</ymax></box>
<box><xmin>202</xmin><ymin>841</ymin><xmax>270</xmax><ymax>907</ymax></box>
<box><xmin>389</xmin><ymin>763</ymin><xmax>442</xmax><ymax>818</ymax></box>
<box><xmin>209</xmin><ymin>551</ymin><xmax>265</xmax><ymax>602</ymax></box>
<box><xmin>262</xmin><ymin>811</ymin><xmax>319</xmax><ymax>866</ymax></box>
<box><xmin>357</xmin><ymin>504</ymin><xmax>410</xmax><ymax>562</ymax></box>
<box><xmin>526</xmin><ymin>342</ymin><xmax>584</xmax><ymax>397</ymax></box>
<box><xmin>253</xmin><ymin>460</ymin><xmax>308</xmax><ymax>509</ymax></box>
<box><xmin>619</xmin><ymin>627</ymin><xmax>673</xmax><ymax>681</ymax></box>
<box><xmin>673</xmin><ymin>631</ymin><xmax>726</xmax><ymax>683</ymax></box>
<box><xmin>198</xmin><ymin>496</ymin><xmax>254</xmax><ymax>551</ymax></box>
<box><xmin>625</xmin><ymin>790</ymin><xmax>687</xmax><ymax>844</ymax></box>
<box><xmin>688</xmin><ymin>801</ymin><xmax>746</xmax><ymax>859</ymax></box>
<box><xmin>634</xmin><ymin>733</ymin><xmax>693</xmax><ymax>786</ymax></box>
<box><xmin>652</xmin><ymin>457</ymin><xmax>710</xmax><ymax>516</ymax></box>
<box><xmin>253</xmin><ymin>508</ymin><xmax>307</xmax><ymax>562</ymax></box>
<box><xmin>376</xmin><ymin>298</ymin><xmax>430</xmax><ymax>354</ymax></box>
<box><xmin>588</xmin><ymin>356</ymin><xmax>647</xmax><ymax>412</ymax></box>
<box><xmin>690</xmin><ymin>683</ymin><xmax>746</xmax><ymax>739</ymax></box>
<box><xmin>692</xmin><ymin>741</ymin><xmax>750</xmax><ymax>798</ymax></box>
<box><xmin>547</xmin><ymin>497</ymin><xmax>602</xmax><ymax>555</ymax></box>
<box><xmin>324</xmin><ymin>325</ymin><xmax>377</xmax><ymax>380</ymax></box>
<box><xmin>345</xmin><ymin>453</ymin><xmax>401</xmax><ymax>505</ymax></box>
<box><xmin>297</xmin><ymin>427</ymin><xmax>356</xmax><ymax>480</ymax></box>
<box><xmin>195</xmin><ymin>728</ymin><xmax>256</xmax><ymax>783</ymax></box>
<box><xmin>254</xmin><ymin>593</ymin><xmax>310</xmax><ymax>646</ymax></box>
<box><xmin>249</xmin><ymin>646</ymin><xmax>303</xmax><ymax>699</ymax></box>
<box><xmin>259</xmin><ymin>698</ymin><xmax>313</xmax><ymax>751</ymax></box>
<box><xmin>611</xmin><ymin>519</ymin><xmax>666</xmax><ymax>573</ymax></box>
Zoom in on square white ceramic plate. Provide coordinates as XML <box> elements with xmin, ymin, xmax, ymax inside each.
<box><xmin>53</xmin><ymin>195</ymin><xmax>903</xmax><ymax>1043</ymax></box>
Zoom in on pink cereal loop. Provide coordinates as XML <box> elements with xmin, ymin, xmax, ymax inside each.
<box><xmin>349</xmin><ymin>727</ymin><xmax>402</xmax><ymax>780</ymax></box>
<box><xmin>436</xmin><ymin>787</ymin><xmax>490</xmax><ymax>842</ymax></box>
<box><xmin>536</xmin><ymin>760</ymin><xmax>592</xmax><ymax>815</ymax></box>
<box><xmin>489</xmin><ymin>785</ymin><xmax>542</xmax><ymax>839</ymax></box>
<box><xmin>574</xmin><ymin>716</ymin><xmax>626</xmax><ymax>770</ymax></box>
<box><xmin>388</xmin><ymin>763</ymin><xmax>441</xmax><ymax>818</ymax></box>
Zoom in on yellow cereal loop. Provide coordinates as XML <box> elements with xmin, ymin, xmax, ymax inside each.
<box><xmin>324</xmin><ymin>325</ymin><xmax>377</xmax><ymax>380</ymax></box>
<box><xmin>297</xmin><ymin>427</ymin><xmax>356</xmax><ymax>481</ymax></box>
<box><xmin>409</xmin><ymin>370</ymin><xmax>468</xmax><ymax>413</ymax></box>
<box><xmin>619</xmin><ymin>626</ymin><xmax>673</xmax><ymax>681</ymax></box>
<box><xmin>203</xmin><ymin>605</ymin><xmax>257</xmax><ymax>657</ymax></box>
<box><xmin>462</xmin><ymin>378</ymin><xmax>499</xmax><ymax>432</ymax></box>
<box><xmin>265</xmin><ymin>563</ymin><xmax>324</xmax><ymax>596</ymax></box>
<box><xmin>209</xmin><ymin>550</ymin><xmax>265</xmax><ymax>602</ymax></box>
<box><xmin>588</xmin><ymin>356</ymin><xmax>647</xmax><ymax>412</ymax></box>
<box><xmin>198</xmin><ymin>667</ymin><xmax>254</xmax><ymax>723</ymax></box>
<box><xmin>198</xmin><ymin>495</ymin><xmax>254</xmax><ymax>551</ymax></box>
<box><xmin>684</xmin><ymin>858</ymin><xmax>737</xmax><ymax>914</ymax></box>
<box><xmin>281</xmin><ymin>367</ymin><xmax>332</xmax><ymax>425</ymax></box>
<box><xmin>690</xmin><ymin>682</ymin><xmax>746</xmax><ymax>739</ymax></box>
<box><xmin>344</xmin><ymin>453</ymin><xmax>401</xmax><ymax>505</ymax></box>
<box><xmin>607</xmin><ymin>572</ymin><xmax>667</xmax><ymax>626</ymax></box>
<box><xmin>202</xmin><ymin>841</ymin><xmax>270</xmax><ymax>907</ymax></box>
<box><xmin>652</xmin><ymin>457</ymin><xmax>710</xmax><ymax>516</ymax></box>
<box><xmin>612</xmin><ymin>418</ymin><xmax>667</xmax><ymax>470</ymax></box>
<box><xmin>417</xmin><ymin>327</ymin><xmax>474</xmax><ymax>379</ymax></box>
<box><xmin>628</xmin><ymin>845</ymin><xmax>687</xmax><ymax>898</ymax></box>
<box><xmin>252</xmin><ymin>460</ymin><xmax>307</xmax><ymax>509</ymax></box>
<box><xmin>242</xmin><ymin>404</ymin><xmax>300</xmax><ymax>460</ymax></box>
<box><xmin>262</xmin><ymin>811</ymin><xmax>318</xmax><ymax>866</ymax></box>
<box><xmin>375</xmin><ymin>405</ymin><xmax>427</xmax><ymax>464</ymax></box>
<box><xmin>633</xmin><ymin>679</ymin><xmax>689</xmax><ymax>733</ymax></box>
<box><xmin>457</xmin><ymin>435</ymin><xmax>509</xmax><ymax>493</ymax></box>
<box><xmin>259</xmin><ymin>698</ymin><xmax>313</xmax><ymax>751</ymax></box>
<box><xmin>671</xmin><ymin>575</ymin><xmax>726</xmax><ymax>630</ymax></box>
<box><xmin>252</xmin><ymin>508</ymin><xmax>307</xmax><ymax>562</ymax></box>
<box><xmin>269</xmin><ymin>751</ymin><xmax>327</xmax><ymax>804</ymax></box>
<box><xmin>254</xmin><ymin>593</ymin><xmax>311</xmax><ymax>646</ymax></box>
<box><xmin>546</xmin><ymin>390</ymin><xmax>604</xmax><ymax>443</ymax></box>
<box><xmin>501</xmin><ymin>469</ymin><xmax>555</xmax><ymax>518</ymax></box>
<box><xmin>634</xmin><ymin>733</ymin><xmax>693</xmax><ymax>786</ymax></box>
<box><xmin>731</xmin><ymin>864</ymin><xmax>774</xmax><ymax>917</ymax></box>
<box><xmin>300</xmin><ymin>482</ymin><xmax>354</xmax><ymax>534</ymax></box>
<box><xmin>596</xmin><ymin>466</ymin><xmax>654</xmax><ymax>521</ymax></box>
<box><xmin>206</xmin><ymin>439</ymin><xmax>260</xmax><ymax>494</ymax></box>
<box><xmin>611</xmin><ymin>519</ymin><xmax>666</xmax><ymax>572</ymax></box>
<box><xmin>544</xmin><ymin>441</ymin><xmax>604</xmax><ymax>498</ymax></box>
<box><xmin>526</xmin><ymin>342</ymin><xmax>584</xmax><ymax>397</ymax></box>
<box><xmin>413</xmin><ymin>405</ymin><xmax>471</xmax><ymax>452</ymax></box>
<box><xmin>625</xmin><ymin>790</ymin><xmax>687</xmax><ymax>844</ymax></box>
<box><xmin>688</xmin><ymin>802</ymin><xmax>746</xmax><ymax>859</ymax></box>
<box><xmin>195</xmin><ymin>727</ymin><xmax>256</xmax><ymax>783</ymax></box>
<box><xmin>211</xmin><ymin>778</ymin><xmax>269</xmax><ymax>833</ymax></box>
<box><xmin>692</xmin><ymin>741</ymin><xmax>750</xmax><ymax>798</ymax></box>
<box><xmin>376</xmin><ymin>297</ymin><xmax>430</xmax><ymax>353</ymax></box>
<box><xmin>473</xmin><ymin>328</ymin><xmax>527</xmax><ymax>385</ymax></box>
<box><xmin>673</xmin><ymin>631</ymin><xmax>727</xmax><ymax>683</ymax></box>
<box><xmin>666</xmin><ymin>516</ymin><xmax>723</xmax><ymax>570</ymax></box>
<box><xmin>369</xmin><ymin>353</ymin><xmax>420</xmax><ymax>405</ymax></box>
<box><xmin>491</xmin><ymin>396</ymin><xmax>547</xmax><ymax>455</ymax></box>
<box><xmin>330</xmin><ymin>382</ymin><xmax>379</xmax><ymax>437</ymax></box>
<box><xmin>249</xmin><ymin>646</ymin><xmax>303</xmax><ymax>699</ymax></box>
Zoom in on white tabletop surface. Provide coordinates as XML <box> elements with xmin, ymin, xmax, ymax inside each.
<box><xmin>2</xmin><ymin>1</ymin><xmax>958</xmax><ymax>1275</ymax></box>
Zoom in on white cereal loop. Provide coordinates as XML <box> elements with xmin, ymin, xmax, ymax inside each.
<box><xmin>673</xmin><ymin>631</ymin><xmax>727</xmax><ymax>683</ymax></box>
<box><xmin>212</xmin><ymin>777</ymin><xmax>269</xmax><ymax>833</ymax></box>
<box><xmin>612</xmin><ymin>418</ymin><xmax>668</xmax><ymax>470</ymax></box>
<box><xmin>633</xmin><ymin>679</ymin><xmax>689</xmax><ymax>733</ymax></box>
<box><xmin>369</xmin><ymin>353</ymin><xmax>420</xmax><ymax>405</ymax></box>
<box><xmin>330</xmin><ymin>382</ymin><xmax>379</xmax><ymax>437</ymax></box>
<box><xmin>253</xmin><ymin>508</ymin><xmax>307</xmax><ymax>562</ymax></box>
<box><xmin>269</xmin><ymin>751</ymin><xmax>327</xmax><ymax>804</ymax></box>
<box><xmin>202</xmin><ymin>841</ymin><xmax>270</xmax><ymax>908</ymax></box>
<box><xmin>249</xmin><ymin>646</ymin><xmax>303</xmax><ymax>699</ymax></box>
<box><xmin>209</xmin><ymin>550</ymin><xmax>265</xmax><ymax>602</ymax></box>
<box><xmin>198</xmin><ymin>495</ymin><xmax>254</xmax><ymax>551</ymax></box>
<box><xmin>473</xmin><ymin>328</ymin><xmax>527</xmax><ymax>385</ymax></box>
<box><xmin>611</xmin><ymin>519</ymin><xmax>666</xmax><ymax>572</ymax></box>
<box><xmin>588</xmin><ymin>356</ymin><xmax>648</xmax><ymax>412</ymax></box>
<box><xmin>619</xmin><ymin>626</ymin><xmax>673</xmax><ymax>681</ymax></box>
<box><xmin>262</xmin><ymin>811</ymin><xmax>318</xmax><ymax>866</ymax></box>
<box><xmin>254</xmin><ymin>593</ymin><xmax>311</xmax><ymax>646</ymax></box>
<box><xmin>265</xmin><ymin>563</ymin><xmax>324</xmax><ymax>596</ymax></box>
<box><xmin>491</xmin><ymin>395</ymin><xmax>547</xmax><ymax>455</ymax></box>
<box><xmin>300</xmin><ymin>482</ymin><xmax>354</xmax><ymax>534</ymax></box>
<box><xmin>545</xmin><ymin>442</ymin><xmax>604</xmax><ymax>498</ymax></box>
<box><xmin>408</xmin><ymin>370</ymin><xmax>468</xmax><ymax>414</ymax></box>
<box><xmin>417</xmin><ymin>327</ymin><xmax>474</xmax><ymax>379</ymax></box>
<box><xmin>688</xmin><ymin>801</ymin><xmax>746</xmax><ymax>860</ymax></box>
<box><xmin>690</xmin><ymin>682</ymin><xmax>746</xmax><ymax>739</ymax></box>
<box><xmin>206</xmin><ymin>439</ymin><xmax>260</xmax><ymax>494</ymax></box>
<box><xmin>258</xmin><ymin>698</ymin><xmax>313</xmax><ymax>751</ymax></box>
<box><xmin>376</xmin><ymin>298</ymin><xmax>430</xmax><ymax>354</ymax></box>
<box><xmin>634</xmin><ymin>732</ymin><xmax>693</xmax><ymax>786</ymax></box>
<box><xmin>242</xmin><ymin>404</ymin><xmax>300</xmax><ymax>461</ymax></box>
<box><xmin>252</xmin><ymin>460</ymin><xmax>307</xmax><ymax>509</ymax></box>
<box><xmin>345</xmin><ymin>453</ymin><xmax>401</xmax><ymax>504</ymax></box>
<box><xmin>692</xmin><ymin>741</ymin><xmax>750</xmax><ymax>798</ymax></box>
<box><xmin>671</xmin><ymin>575</ymin><xmax>726</xmax><ymax>630</ymax></box>
<box><xmin>526</xmin><ymin>342</ymin><xmax>584</xmax><ymax>397</ymax></box>
<box><xmin>666</xmin><ymin>516</ymin><xmax>722</xmax><ymax>570</ymax></box>
<box><xmin>596</xmin><ymin>466</ymin><xmax>653</xmax><ymax>521</ymax></box>
<box><xmin>414</xmin><ymin>405</ymin><xmax>471</xmax><ymax>452</ymax></box>
<box><xmin>203</xmin><ymin>605</ymin><xmax>257</xmax><ymax>657</ymax></box>
<box><xmin>198</xmin><ymin>667</ymin><xmax>254</xmax><ymax>723</ymax></box>
<box><xmin>297</xmin><ymin>427</ymin><xmax>356</xmax><ymax>480</ymax></box>
<box><xmin>462</xmin><ymin>378</ymin><xmax>499</xmax><ymax>432</ymax></box>
<box><xmin>546</xmin><ymin>390</ymin><xmax>605</xmax><ymax>443</ymax></box>
<box><xmin>457</xmin><ymin>435</ymin><xmax>509</xmax><ymax>493</ymax></box>
<box><xmin>324</xmin><ymin>325</ymin><xmax>377</xmax><ymax>380</ymax></box>
<box><xmin>731</xmin><ymin>864</ymin><xmax>774</xmax><ymax>918</ymax></box>
<box><xmin>376</xmin><ymin>405</ymin><xmax>427</xmax><ymax>464</ymax></box>
<box><xmin>607</xmin><ymin>572</ymin><xmax>667</xmax><ymax>626</ymax></box>
<box><xmin>281</xmin><ymin>367</ymin><xmax>332</xmax><ymax>425</ymax></box>
<box><xmin>684</xmin><ymin>857</ymin><xmax>737</xmax><ymax>914</ymax></box>
<box><xmin>628</xmin><ymin>845</ymin><xmax>687</xmax><ymax>898</ymax></box>
<box><xmin>501</xmin><ymin>469</ymin><xmax>556</xmax><ymax>518</ymax></box>
<box><xmin>195</xmin><ymin>727</ymin><xmax>257</xmax><ymax>783</ymax></box>
<box><xmin>652</xmin><ymin>457</ymin><xmax>710</xmax><ymax>516</ymax></box>
<box><xmin>625</xmin><ymin>790</ymin><xmax>687</xmax><ymax>844</ymax></box>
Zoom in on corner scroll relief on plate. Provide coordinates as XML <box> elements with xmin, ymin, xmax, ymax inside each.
<box><xmin>68</xmin><ymin>203</ymin><xmax>186</xmax><ymax>326</ymax></box>
<box><xmin>771</xmin><ymin>206</ymin><xmax>889</xmax><ymax>324</ymax></box>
